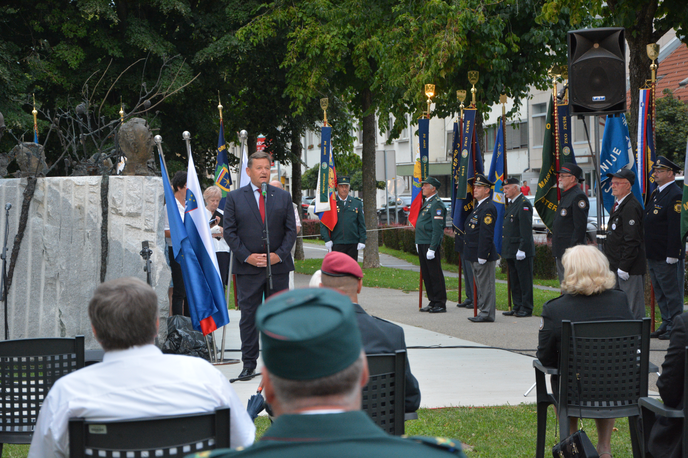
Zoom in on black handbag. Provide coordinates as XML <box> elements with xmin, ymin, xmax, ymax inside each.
<box><xmin>551</xmin><ymin>324</ymin><xmax>600</xmax><ymax>458</ymax></box>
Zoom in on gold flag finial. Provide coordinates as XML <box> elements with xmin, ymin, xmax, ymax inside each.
<box><xmin>218</xmin><ymin>91</ymin><xmax>224</xmax><ymax>122</ymax></box>
<box><xmin>424</xmin><ymin>84</ymin><xmax>435</xmax><ymax>118</ymax></box>
<box><xmin>119</xmin><ymin>97</ymin><xmax>124</xmax><ymax>123</ymax></box>
<box><xmin>457</xmin><ymin>90</ymin><xmax>466</xmax><ymax>120</ymax></box>
<box><xmin>468</xmin><ymin>71</ymin><xmax>479</xmax><ymax>107</ymax></box>
<box><xmin>647</xmin><ymin>43</ymin><xmax>659</xmax><ymax>83</ymax></box>
<box><xmin>320</xmin><ymin>98</ymin><xmax>328</xmax><ymax>126</ymax></box>
<box><xmin>32</xmin><ymin>93</ymin><xmax>37</xmax><ymax>118</ymax></box>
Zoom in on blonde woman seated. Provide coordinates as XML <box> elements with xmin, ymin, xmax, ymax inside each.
<box><xmin>537</xmin><ymin>245</ymin><xmax>633</xmax><ymax>458</ymax></box>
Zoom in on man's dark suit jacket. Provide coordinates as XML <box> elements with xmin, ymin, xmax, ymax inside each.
<box><xmin>648</xmin><ymin>311</ymin><xmax>687</xmax><ymax>458</ymax></box>
<box><xmin>223</xmin><ymin>183</ymin><xmax>296</xmax><ymax>275</ymax></box>
<box><xmin>354</xmin><ymin>303</ymin><xmax>421</xmax><ymax>413</ymax></box>
<box><xmin>604</xmin><ymin>193</ymin><xmax>646</xmax><ymax>275</ymax></box>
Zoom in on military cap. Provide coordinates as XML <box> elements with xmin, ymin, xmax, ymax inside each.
<box><xmin>338</xmin><ymin>176</ymin><xmax>351</xmax><ymax>185</ymax></box>
<box><xmin>606</xmin><ymin>168</ymin><xmax>636</xmax><ymax>185</ymax></box>
<box><xmin>421</xmin><ymin>176</ymin><xmax>441</xmax><ymax>189</ymax></box>
<box><xmin>321</xmin><ymin>251</ymin><xmax>363</xmax><ymax>279</ymax></box>
<box><xmin>504</xmin><ymin>177</ymin><xmax>520</xmax><ymax>186</ymax></box>
<box><xmin>256</xmin><ymin>288</ymin><xmax>361</xmax><ymax>381</ymax></box>
<box><xmin>557</xmin><ymin>163</ymin><xmax>584</xmax><ymax>182</ymax></box>
<box><xmin>472</xmin><ymin>173</ymin><xmax>494</xmax><ymax>187</ymax></box>
<box><xmin>653</xmin><ymin>156</ymin><xmax>681</xmax><ymax>173</ymax></box>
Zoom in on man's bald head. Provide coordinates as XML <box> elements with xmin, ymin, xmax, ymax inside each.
<box><xmin>270</xmin><ymin>180</ymin><xmax>282</xmax><ymax>189</ymax></box>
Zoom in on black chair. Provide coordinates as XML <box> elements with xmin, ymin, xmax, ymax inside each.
<box><xmin>0</xmin><ymin>336</ymin><xmax>85</xmax><ymax>454</ymax></box>
<box><xmin>639</xmin><ymin>346</ymin><xmax>687</xmax><ymax>458</ymax></box>
<box><xmin>68</xmin><ymin>407</ymin><xmax>230</xmax><ymax>458</ymax></box>
<box><xmin>534</xmin><ymin>319</ymin><xmax>650</xmax><ymax>458</ymax></box>
<box><xmin>362</xmin><ymin>350</ymin><xmax>406</xmax><ymax>436</ymax></box>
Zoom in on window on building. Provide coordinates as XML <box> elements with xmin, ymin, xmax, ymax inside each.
<box><xmin>532</xmin><ymin>103</ymin><xmax>547</xmax><ymax>147</ymax></box>
<box><xmin>574</xmin><ymin>116</ymin><xmax>590</xmax><ymax>143</ymax></box>
<box><xmin>399</xmin><ymin>115</ymin><xmax>409</xmax><ymax>140</ymax></box>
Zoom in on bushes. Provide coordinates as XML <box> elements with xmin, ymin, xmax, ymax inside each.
<box><xmin>378</xmin><ymin>225</ymin><xmax>557</xmax><ymax>279</ymax></box>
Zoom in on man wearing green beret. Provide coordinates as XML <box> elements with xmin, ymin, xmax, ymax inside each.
<box><xmin>192</xmin><ymin>288</ymin><xmax>466</xmax><ymax>458</ymax></box>
<box><xmin>415</xmin><ymin>177</ymin><xmax>447</xmax><ymax>313</ymax></box>
<box><xmin>320</xmin><ymin>176</ymin><xmax>367</xmax><ymax>260</ymax></box>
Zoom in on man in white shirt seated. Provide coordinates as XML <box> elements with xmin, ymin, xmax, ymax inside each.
<box><xmin>28</xmin><ymin>277</ymin><xmax>255</xmax><ymax>458</ymax></box>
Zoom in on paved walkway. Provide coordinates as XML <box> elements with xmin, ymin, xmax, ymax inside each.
<box><xmin>214</xmin><ymin>243</ymin><xmax>667</xmax><ymax>409</ymax></box>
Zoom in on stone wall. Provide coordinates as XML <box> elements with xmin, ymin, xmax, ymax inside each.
<box><xmin>0</xmin><ymin>176</ymin><xmax>170</xmax><ymax>349</ymax></box>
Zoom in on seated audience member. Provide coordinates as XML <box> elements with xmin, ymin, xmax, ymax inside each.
<box><xmin>197</xmin><ymin>288</ymin><xmax>465</xmax><ymax>457</ymax></box>
<box><xmin>28</xmin><ymin>277</ymin><xmax>254</xmax><ymax>458</ymax></box>
<box><xmin>537</xmin><ymin>245</ymin><xmax>633</xmax><ymax>458</ymax></box>
<box><xmin>646</xmin><ymin>311</ymin><xmax>687</xmax><ymax>458</ymax></box>
<box><xmin>319</xmin><ymin>251</ymin><xmax>421</xmax><ymax>413</ymax></box>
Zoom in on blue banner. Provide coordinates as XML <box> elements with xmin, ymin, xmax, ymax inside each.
<box><xmin>452</xmin><ymin>117</ymin><xmax>483</xmax><ymax>233</ymax></box>
<box><xmin>599</xmin><ymin>114</ymin><xmax>644</xmax><ymax>213</ymax></box>
<box><xmin>488</xmin><ymin>119</ymin><xmax>505</xmax><ymax>254</ymax></box>
<box><xmin>455</xmin><ymin>109</ymin><xmax>477</xmax><ymax>200</ymax></box>
<box><xmin>215</xmin><ymin>120</ymin><xmax>231</xmax><ymax>209</ymax></box>
<box><xmin>557</xmin><ymin>105</ymin><xmax>576</xmax><ymax>165</ymax></box>
<box><xmin>450</xmin><ymin>121</ymin><xmax>461</xmax><ymax>219</ymax></box>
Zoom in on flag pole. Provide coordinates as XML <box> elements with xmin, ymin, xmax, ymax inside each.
<box><xmin>417</xmin><ymin>85</ymin><xmax>435</xmax><ymax>310</ymax></box>
<box><xmin>457</xmin><ymin>90</ymin><xmax>466</xmax><ymax>302</ymax></box>
<box><xmin>648</xmin><ymin>43</ymin><xmax>660</xmax><ymax>333</ymax></box>
<box><xmin>468</xmin><ymin>71</ymin><xmax>479</xmax><ymax>317</ymax></box>
<box><xmin>501</xmin><ymin>95</ymin><xmax>511</xmax><ymax>312</ymax></box>
<box><xmin>550</xmin><ymin>68</ymin><xmax>562</xmax><ymax>202</ymax></box>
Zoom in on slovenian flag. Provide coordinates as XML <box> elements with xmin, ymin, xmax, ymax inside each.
<box><xmin>160</xmin><ymin>153</ymin><xmax>229</xmax><ymax>335</ymax></box>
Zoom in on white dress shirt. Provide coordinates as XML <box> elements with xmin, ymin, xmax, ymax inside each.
<box><xmin>28</xmin><ymin>345</ymin><xmax>255</xmax><ymax>457</ymax></box>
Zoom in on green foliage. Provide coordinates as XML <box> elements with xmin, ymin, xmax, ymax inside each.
<box><xmin>655</xmin><ymin>89</ymin><xmax>688</xmax><ymax>165</ymax></box>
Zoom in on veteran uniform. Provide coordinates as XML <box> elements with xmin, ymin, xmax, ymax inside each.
<box><xmin>194</xmin><ymin>288</ymin><xmax>467</xmax><ymax>458</ymax></box>
<box><xmin>645</xmin><ymin>156</ymin><xmax>684</xmax><ymax>339</ymax></box>
<box><xmin>551</xmin><ymin>164</ymin><xmax>589</xmax><ymax>282</ymax></box>
<box><xmin>501</xmin><ymin>179</ymin><xmax>535</xmax><ymax>317</ymax></box>
<box><xmin>463</xmin><ymin>174</ymin><xmax>499</xmax><ymax>322</ymax></box>
<box><xmin>603</xmin><ymin>169</ymin><xmax>646</xmax><ymax>320</ymax></box>
<box><xmin>415</xmin><ymin>177</ymin><xmax>447</xmax><ymax>313</ymax></box>
<box><xmin>320</xmin><ymin>176</ymin><xmax>367</xmax><ymax>260</ymax></box>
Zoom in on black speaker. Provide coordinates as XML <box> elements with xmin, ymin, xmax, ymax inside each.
<box><xmin>567</xmin><ymin>27</ymin><xmax>626</xmax><ymax>115</ymax></box>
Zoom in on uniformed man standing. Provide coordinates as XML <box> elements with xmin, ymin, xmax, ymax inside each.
<box><xmin>603</xmin><ymin>169</ymin><xmax>646</xmax><ymax>320</ymax></box>
<box><xmin>645</xmin><ymin>156</ymin><xmax>684</xmax><ymax>340</ymax></box>
<box><xmin>501</xmin><ymin>177</ymin><xmax>535</xmax><ymax>318</ymax></box>
<box><xmin>464</xmin><ymin>174</ymin><xmax>499</xmax><ymax>323</ymax></box>
<box><xmin>321</xmin><ymin>176</ymin><xmax>366</xmax><ymax>260</ymax></box>
<box><xmin>416</xmin><ymin>177</ymin><xmax>447</xmax><ymax>313</ymax></box>
<box><xmin>551</xmin><ymin>163</ymin><xmax>589</xmax><ymax>283</ymax></box>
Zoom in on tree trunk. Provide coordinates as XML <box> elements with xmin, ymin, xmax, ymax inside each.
<box><xmin>291</xmin><ymin>130</ymin><xmax>305</xmax><ymax>261</ymax></box>
<box><xmin>361</xmin><ymin>88</ymin><xmax>380</xmax><ymax>268</ymax></box>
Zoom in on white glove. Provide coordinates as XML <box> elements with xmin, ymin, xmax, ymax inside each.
<box><xmin>325</xmin><ymin>241</ymin><xmax>333</xmax><ymax>252</ymax></box>
<box><xmin>516</xmin><ymin>250</ymin><xmax>526</xmax><ymax>261</ymax></box>
<box><xmin>415</xmin><ymin>244</ymin><xmax>418</xmax><ymax>253</ymax></box>
<box><xmin>357</xmin><ymin>243</ymin><xmax>365</xmax><ymax>251</ymax></box>
<box><xmin>617</xmin><ymin>269</ymin><xmax>629</xmax><ymax>281</ymax></box>
<box><xmin>666</xmin><ymin>257</ymin><xmax>679</xmax><ymax>264</ymax></box>
<box><xmin>426</xmin><ymin>249</ymin><xmax>435</xmax><ymax>260</ymax></box>
<box><xmin>478</xmin><ymin>258</ymin><xmax>487</xmax><ymax>265</ymax></box>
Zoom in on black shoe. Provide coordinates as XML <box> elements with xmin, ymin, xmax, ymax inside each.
<box><xmin>515</xmin><ymin>311</ymin><xmax>532</xmax><ymax>318</ymax></box>
<box><xmin>468</xmin><ymin>316</ymin><xmax>494</xmax><ymax>323</ymax></box>
<box><xmin>419</xmin><ymin>306</ymin><xmax>432</xmax><ymax>312</ymax></box>
<box><xmin>237</xmin><ymin>368</ymin><xmax>257</xmax><ymax>380</ymax></box>
<box><xmin>650</xmin><ymin>328</ymin><xmax>667</xmax><ymax>338</ymax></box>
<box><xmin>457</xmin><ymin>299</ymin><xmax>473</xmax><ymax>308</ymax></box>
<box><xmin>658</xmin><ymin>331</ymin><xmax>671</xmax><ymax>341</ymax></box>
<box><xmin>502</xmin><ymin>310</ymin><xmax>516</xmax><ymax>316</ymax></box>
<box><xmin>428</xmin><ymin>306</ymin><xmax>447</xmax><ymax>313</ymax></box>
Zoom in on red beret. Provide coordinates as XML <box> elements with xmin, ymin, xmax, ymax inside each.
<box><xmin>321</xmin><ymin>251</ymin><xmax>363</xmax><ymax>279</ymax></box>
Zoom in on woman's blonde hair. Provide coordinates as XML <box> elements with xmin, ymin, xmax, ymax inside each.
<box><xmin>203</xmin><ymin>185</ymin><xmax>221</xmax><ymax>201</ymax></box>
<box><xmin>560</xmin><ymin>245</ymin><xmax>616</xmax><ymax>296</ymax></box>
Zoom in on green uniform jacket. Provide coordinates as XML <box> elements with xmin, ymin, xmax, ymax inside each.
<box><xmin>320</xmin><ymin>195</ymin><xmax>367</xmax><ymax>245</ymax></box>
<box><xmin>414</xmin><ymin>194</ymin><xmax>446</xmax><ymax>250</ymax></box>
<box><xmin>195</xmin><ymin>411</ymin><xmax>466</xmax><ymax>458</ymax></box>
<box><xmin>501</xmin><ymin>194</ymin><xmax>535</xmax><ymax>259</ymax></box>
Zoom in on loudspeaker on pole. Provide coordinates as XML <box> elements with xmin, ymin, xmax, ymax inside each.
<box><xmin>567</xmin><ymin>27</ymin><xmax>626</xmax><ymax>116</ymax></box>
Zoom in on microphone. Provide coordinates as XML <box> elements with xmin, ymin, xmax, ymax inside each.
<box><xmin>4</xmin><ymin>203</ymin><xmax>10</xmax><ymax>211</ymax></box>
<box><xmin>261</xmin><ymin>182</ymin><xmax>267</xmax><ymax>197</ymax></box>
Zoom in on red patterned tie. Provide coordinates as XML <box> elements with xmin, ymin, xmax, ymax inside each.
<box><xmin>612</xmin><ymin>201</ymin><xmax>618</xmax><ymax>213</ymax></box>
<box><xmin>256</xmin><ymin>189</ymin><xmax>265</xmax><ymax>222</ymax></box>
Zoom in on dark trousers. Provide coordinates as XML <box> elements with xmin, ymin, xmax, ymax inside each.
<box><xmin>168</xmin><ymin>246</ymin><xmax>189</xmax><ymax>317</ymax></box>
<box><xmin>236</xmin><ymin>272</ymin><xmax>289</xmax><ymax>370</ymax></box>
<box><xmin>216</xmin><ymin>252</ymin><xmax>230</xmax><ymax>286</ymax></box>
<box><xmin>333</xmin><ymin>243</ymin><xmax>358</xmax><ymax>261</ymax></box>
<box><xmin>460</xmin><ymin>255</ymin><xmax>474</xmax><ymax>303</ymax></box>
<box><xmin>506</xmin><ymin>257</ymin><xmax>534</xmax><ymax>314</ymax></box>
<box><xmin>418</xmin><ymin>244</ymin><xmax>446</xmax><ymax>308</ymax></box>
<box><xmin>647</xmin><ymin>258</ymin><xmax>684</xmax><ymax>331</ymax></box>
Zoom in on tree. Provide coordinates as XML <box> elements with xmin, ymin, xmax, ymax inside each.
<box><xmin>539</xmin><ymin>0</ymin><xmax>688</xmax><ymax>149</ymax></box>
<box><xmin>655</xmin><ymin>89</ymin><xmax>688</xmax><ymax>164</ymax></box>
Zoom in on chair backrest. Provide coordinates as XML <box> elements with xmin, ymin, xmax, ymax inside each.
<box><xmin>361</xmin><ymin>350</ymin><xmax>406</xmax><ymax>436</ymax></box>
<box><xmin>559</xmin><ymin>319</ymin><xmax>650</xmax><ymax>418</ymax></box>
<box><xmin>0</xmin><ymin>336</ymin><xmax>85</xmax><ymax>444</ymax></box>
<box><xmin>68</xmin><ymin>407</ymin><xmax>230</xmax><ymax>458</ymax></box>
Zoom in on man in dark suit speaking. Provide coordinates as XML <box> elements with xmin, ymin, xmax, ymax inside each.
<box><xmin>224</xmin><ymin>151</ymin><xmax>297</xmax><ymax>380</ymax></box>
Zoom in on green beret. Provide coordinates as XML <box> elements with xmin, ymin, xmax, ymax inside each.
<box><xmin>421</xmin><ymin>176</ymin><xmax>441</xmax><ymax>189</ymax></box>
<box><xmin>338</xmin><ymin>176</ymin><xmax>351</xmax><ymax>185</ymax></box>
<box><xmin>257</xmin><ymin>288</ymin><xmax>362</xmax><ymax>380</ymax></box>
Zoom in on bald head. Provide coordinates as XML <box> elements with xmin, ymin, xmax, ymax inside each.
<box><xmin>270</xmin><ymin>180</ymin><xmax>283</xmax><ymax>189</ymax></box>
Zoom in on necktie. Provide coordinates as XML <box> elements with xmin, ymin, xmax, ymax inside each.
<box><xmin>257</xmin><ymin>189</ymin><xmax>265</xmax><ymax>222</ymax></box>
<box><xmin>612</xmin><ymin>201</ymin><xmax>618</xmax><ymax>213</ymax></box>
